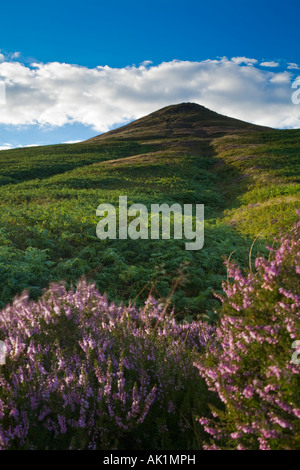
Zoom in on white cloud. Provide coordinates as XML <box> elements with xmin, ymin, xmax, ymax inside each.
<box><xmin>140</xmin><ymin>60</ymin><xmax>153</xmax><ymax>67</ymax></box>
<box><xmin>10</xmin><ymin>52</ymin><xmax>20</xmax><ymax>59</ymax></box>
<box><xmin>287</xmin><ymin>63</ymin><xmax>300</xmax><ymax>70</ymax></box>
<box><xmin>260</xmin><ymin>61</ymin><xmax>280</xmax><ymax>67</ymax></box>
<box><xmin>0</xmin><ymin>142</ymin><xmax>40</xmax><ymax>151</ymax></box>
<box><xmin>269</xmin><ymin>71</ymin><xmax>291</xmax><ymax>84</ymax></box>
<box><xmin>231</xmin><ymin>57</ymin><xmax>258</xmax><ymax>65</ymax></box>
<box><xmin>0</xmin><ymin>51</ymin><xmax>21</xmax><ymax>62</ymax></box>
<box><xmin>0</xmin><ymin>143</ymin><xmax>13</xmax><ymax>151</ymax></box>
<box><xmin>0</xmin><ymin>56</ymin><xmax>299</xmax><ymax>132</ymax></box>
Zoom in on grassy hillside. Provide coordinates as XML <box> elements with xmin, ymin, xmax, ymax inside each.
<box><xmin>0</xmin><ymin>103</ymin><xmax>299</xmax><ymax>315</ymax></box>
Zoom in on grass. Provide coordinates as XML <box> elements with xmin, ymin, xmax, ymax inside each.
<box><xmin>0</xmin><ymin>103</ymin><xmax>299</xmax><ymax>315</ymax></box>
<box><xmin>213</xmin><ymin>130</ymin><xmax>300</xmax><ymax>237</ymax></box>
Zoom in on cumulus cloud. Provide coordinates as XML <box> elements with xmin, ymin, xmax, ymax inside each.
<box><xmin>0</xmin><ymin>56</ymin><xmax>299</xmax><ymax>132</ymax></box>
<box><xmin>260</xmin><ymin>61</ymin><xmax>280</xmax><ymax>67</ymax></box>
<box><xmin>231</xmin><ymin>57</ymin><xmax>258</xmax><ymax>65</ymax></box>
<box><xmin>287</xmin><ymin>63</ymin><xmax>300</xmax><ymax>70</ymax></box>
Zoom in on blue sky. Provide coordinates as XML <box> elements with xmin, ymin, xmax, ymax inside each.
<box><xmin>0</xmin><ymin>0</ymin><xmax>299</xmax><ymax>149</ymax></box>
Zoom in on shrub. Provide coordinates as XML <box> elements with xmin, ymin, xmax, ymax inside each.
<box><xmin>195</xmin><ymin>215</ymin><xmax>300</xmax><ymax>450</ymax></box>
<box><xmin>0</xmin><ymin>280</ymin><xmax>214</xmax><ymax>450</ymax></box>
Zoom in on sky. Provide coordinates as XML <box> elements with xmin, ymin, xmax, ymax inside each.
<box><xmin>0</xmin><ymin>0</ymin><xmax>299</xmax><ymax>149</ymax></box>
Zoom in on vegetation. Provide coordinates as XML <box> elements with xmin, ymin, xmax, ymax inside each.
<box><xmin>0</xmin><ymin>104</ymin><xmax>298</xmax><ymax>316</ymax></box>
<box><xmin>0</xmin><ymin>220</ymin><xmax>298</xmax><ymax>450</ymax></box>
<box><xmin>196</xmin><ymin>218</ymin><xmax>300</xmax><ymax>450</ymax></box>
<box><xmin>0</xmin><ymin>103</ymin><xmax>299</xmax><ymax>450</ymax></box>
<box><xmin>0</xmin><ymin>280</ymin><xmax>215</xmax><ymax>450</ymax></box>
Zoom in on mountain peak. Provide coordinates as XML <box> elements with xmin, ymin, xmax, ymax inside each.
<box><xmin>86</xmin><ymin>102</ymin><xmax>269</xmax><ymax>143</ymax></box>
<box><xmin>158</xmin><ymin>102</ymin><xmax>208</xmax><ymax>114</ymax></box>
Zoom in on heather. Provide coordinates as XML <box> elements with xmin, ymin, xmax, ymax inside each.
<box><xmin>0</xmin><ymin>280</ymin><xmax>215</xmax><ymax>450</ymax></box>
<box><xmin>196</xmin><ymin>217</ymin><xmax>300</xmax><ymax>450</ymax></box>
<box><xmin>0</xmin><ymin>219</ymin><xmax>299</xmax><ymax>450</ymax></box>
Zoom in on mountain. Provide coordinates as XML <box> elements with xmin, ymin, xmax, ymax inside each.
<box><xmin>86</xmin><ymin>102</ymin><xmax>269</xmax><ymax>142</ymax></box>
<box><xmin>0</xmin><ymin>103</ymin><xmax>299</xmax><ymax>314</ymax></box>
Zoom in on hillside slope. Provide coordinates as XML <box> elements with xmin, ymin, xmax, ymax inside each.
<box><xmin>0</xmin><ymin>103</ymin><xmax>299</xmax><ymax>314</ymax></box>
